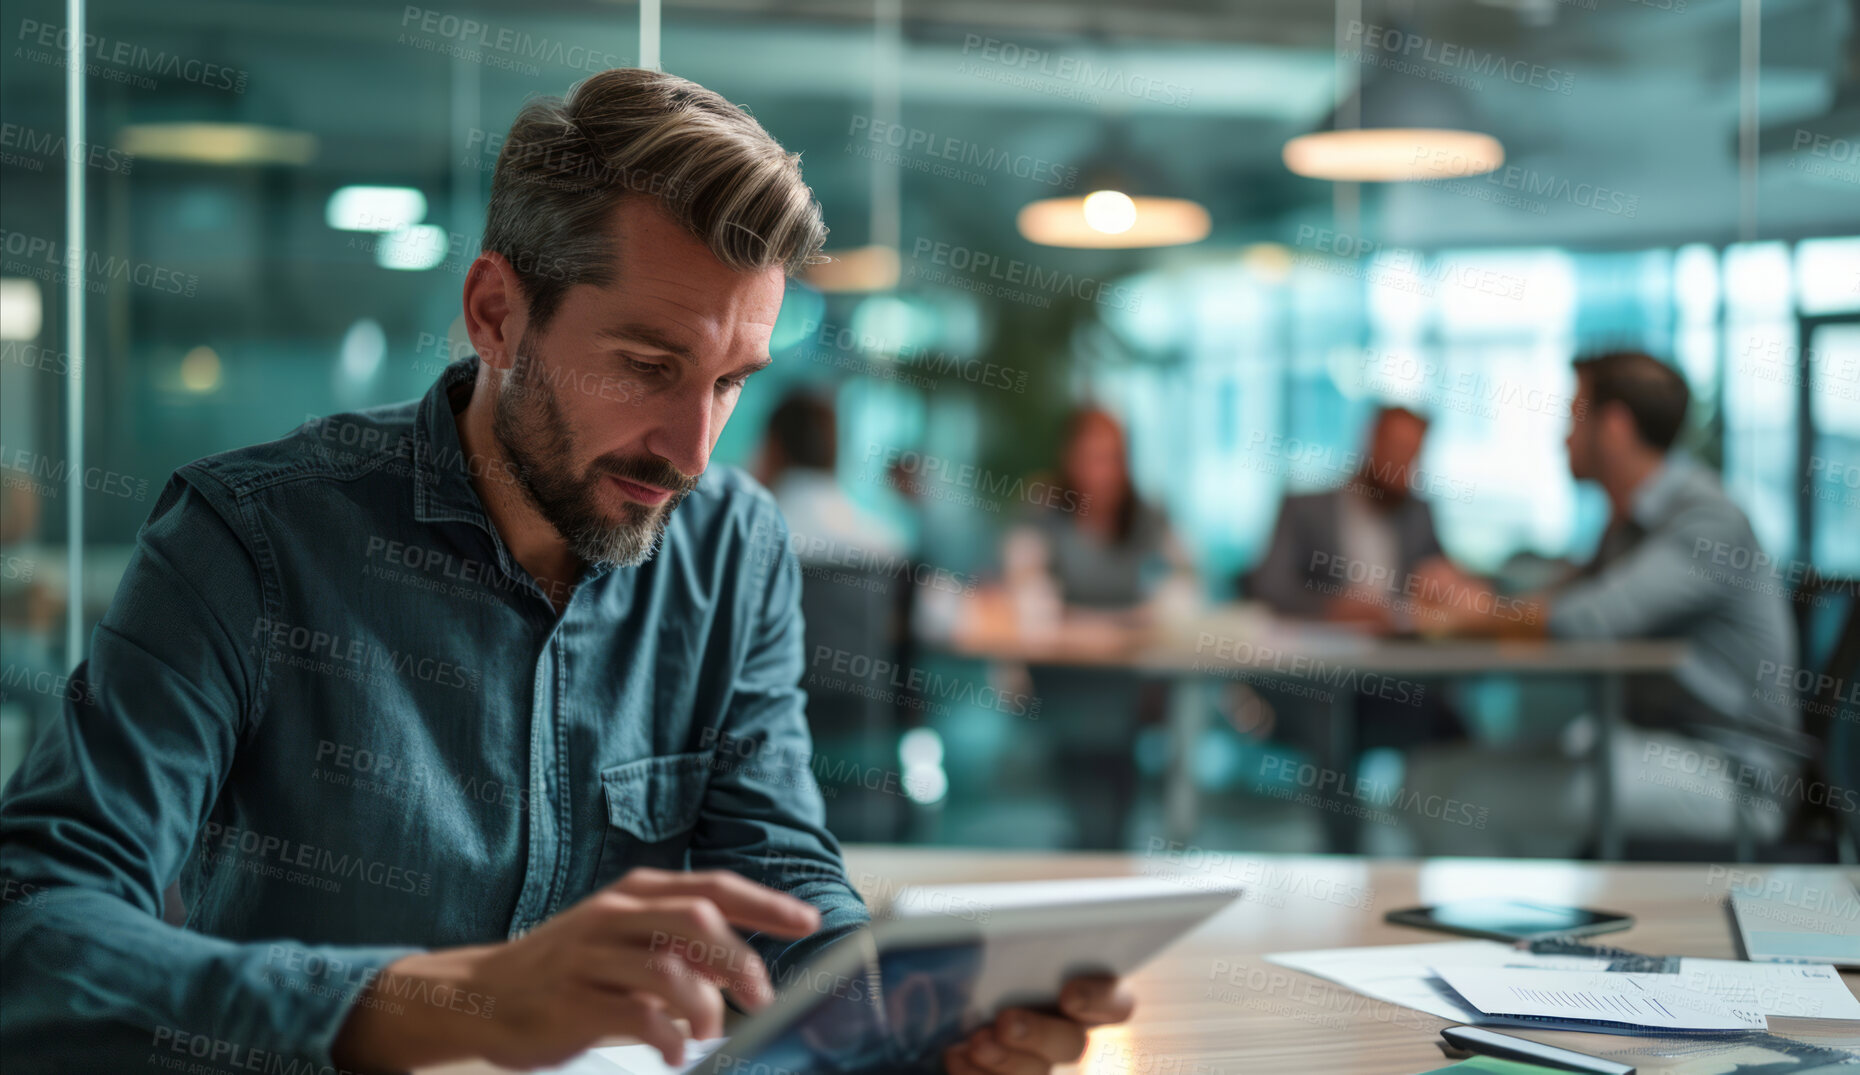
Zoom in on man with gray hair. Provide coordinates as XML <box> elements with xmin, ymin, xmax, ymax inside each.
<box><xmin>0</xmin><ymin>69</ymin><xmax>1127</xmax><ymax>1074</ymax></box>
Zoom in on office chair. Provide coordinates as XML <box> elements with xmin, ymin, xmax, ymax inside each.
<box><xmin>795</xmin><ymin>558</ymin><xmax>918</xmax><ymax>844</ymax></box>
<box><xmin>1614</xmin><ymin>575</ymin><xmax>1856</xmax><ymax>864</ymax></box>
<box><xmin>1778</xmin><ymin>574</ymin><xmax>1860</xmax><ymax>863</ymax></box>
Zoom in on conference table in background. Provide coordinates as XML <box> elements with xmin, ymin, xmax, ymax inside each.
<box><xmin>941</xmin><ymin>600</ymin><xmax>1689</xmax><ymax>856</ymax></box>
<box><xmin>426</xmin><ymin>850</ymin><xmax>1860</xmax><ymax>1075</ymax></box>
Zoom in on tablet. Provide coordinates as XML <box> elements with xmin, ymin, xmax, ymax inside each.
<box><xmin>1385</xmin><ymin>900</ymin><xmax>1633</xmax><ymax>943</ymax></box>
<box><xmin>1729</xmin><ymin>871</ymin><xmax>1860</xmax><ymax>968</ymax></box>
<box><xmin>586</xmin><ymin>876</ymin><xmax>1240</xmax><ymax>1075</ymax></box>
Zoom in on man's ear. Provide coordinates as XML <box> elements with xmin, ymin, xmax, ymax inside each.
<box><xmin>462</xmin><ymin>251</ymin><xmax>525</xmax><ymax>371</ymax></box>
<box><xmin>1600</xmin><ymin>399</ymin><xmax>1641</xmax><ymax>451</ymax></box>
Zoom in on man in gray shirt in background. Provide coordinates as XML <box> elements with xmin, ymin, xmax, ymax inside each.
<box><xmin>1405</xmin><ymin>351</ymin><xmax>1805</xmax><ymax>855</ymax></box>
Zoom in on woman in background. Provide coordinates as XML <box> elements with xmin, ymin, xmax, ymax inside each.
<box><xmin>1002</xmin><ymin>406</ymin><xmax>1197</xmax><ymax>848</ymax></box>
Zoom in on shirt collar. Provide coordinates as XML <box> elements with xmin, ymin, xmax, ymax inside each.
<box><xmin>411</xmin><ymin>355</ymin><xmax>621</xmax><ymax>588</ymax></box>
<box><xmin>412</xmin><ymin>356</ymin><xmax>496</xmax><ymax>528</ymax></box>
<box><xmin>1628</xmin><ymin>454</ymin><xmax>1690</xmax><ymax>529</ymax></box>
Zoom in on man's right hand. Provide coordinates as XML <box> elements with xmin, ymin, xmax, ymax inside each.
<box><xmin>332</xmin><ymin>867</ymin><xmax>821</xmax><ymax>1073</ymax></box>
<box><xmin>1322</xmin><ymin>588</ymin><xmax>1395</xmax><ymax>633</ymax></box>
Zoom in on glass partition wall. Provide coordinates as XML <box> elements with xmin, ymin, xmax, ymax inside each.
<box><xmin>2</xmin><ymin>0</ymin><xmax>1855</xmax><ymax>855</ymax></box>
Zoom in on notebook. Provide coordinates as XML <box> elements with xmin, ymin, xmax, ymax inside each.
<box><xmin>1728</xmin><ymin>871</ymin><xmax>1860</xmax><ymax>969</ymax></box>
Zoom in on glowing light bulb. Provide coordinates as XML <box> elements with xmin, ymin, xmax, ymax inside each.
<box><xmin>1081</xmin><ymin>190</ymin><xmax>1137</xmax><ymax>234</ymax></box>
<box><xmin>180</xmin><ymin>346</ymin><xmax>222</xmax><ymax>392</ymax></box>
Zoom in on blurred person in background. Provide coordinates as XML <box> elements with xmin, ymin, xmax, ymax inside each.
<box><xmin>0</xmin><ymin>472</ymin><xmax>63</xmax><ymax>790</ymax></box>
<box><xmin>1248</xmin><ymin>405</ymin><xmax>1471</xmax><ymax>632</ymax></box>
<box><xmin>755</xmin><ymin>387</ymin><xmax>917</xmax><ymax>844</ymax></box>
<box><xmin>1405</xmin><ymin>351</ymin><xmax>1804</xmax><ymax>855</ymax></box>
<box><xmin>1242</xmin><ymin>405</ymin><xmax>1469</xmax><ymax>752</ymax></box>
<box><xmin>1003</xmin><ymin>406</ymin><xmax>1197</xmax><ymax>849</ymax></box>
<box><xmin>0</xmin><ymin>471</ymin><xmax>57</xmax><ymax>643</ymax></box>
<box><xmin>756</xmin><ymin>387</ymin><xmax>909</xmax><ymax>563</ymax></box>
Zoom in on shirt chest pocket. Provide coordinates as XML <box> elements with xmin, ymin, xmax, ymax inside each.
<box><xmin>595</xmin><ymin>752</ymin><xmax>712</xmax><ymax>884</ymax></box>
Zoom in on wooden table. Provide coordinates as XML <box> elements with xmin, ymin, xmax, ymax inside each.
<box><xmin>842</xmin><ymin>850</ymin><xmax>1860</xmax><ymax>1074</ymax></box>
<box><xmin>942</xmin><ymin>606</ymin><xmax>1689</xmax><ymax>855</ymax></box>
<box><xmin>429</xmin><ymin>851</ymin><xmax>1860</xmax><ymax>1075</ymax></box>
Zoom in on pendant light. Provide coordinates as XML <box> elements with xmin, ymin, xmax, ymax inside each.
<box><xmin>1282</xmin><ymin>23</ymin><xmax>1504</xmax><ymax>183</ymax></box>
<box><xmin>1018</xmin><ymin>123</ymin><xmax>1211</xmax><ymax>249</ymax></box>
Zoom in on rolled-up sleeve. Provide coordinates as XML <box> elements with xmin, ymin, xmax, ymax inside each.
<box><xmin>1547</xmin><ymin>508</ymin><xmax>1729</xmax><ymax>640</ymax></box>
<box><xmin>0</xmin><ymin>476</ymin><xmax>420</xmax><ymax>1074</ymax></box>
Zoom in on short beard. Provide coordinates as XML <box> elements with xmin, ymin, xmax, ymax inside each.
<box><xmin>491</xmin><ymin>331</ymin><xmax>697</xmax><ymax>568</ymax></box>
<box><xmin>1357</xmin><ymin>465</ymin><xmax>1409</xmax><ymax>505</ymax></box>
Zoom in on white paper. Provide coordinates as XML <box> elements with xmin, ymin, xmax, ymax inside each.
<box><xmin>1265</xmin><ymin>941</ymin><xmax>1860</xmax><ymax>1027</ymax></box>
<box><xmin>1674</xmin><ymin>957</ymin><xmax>1860</xmax><ymax>1020</ymax></box>
<box><xmin>1265</xmin><ymin>940</ymin><xmax>1610</xmax><ymax>1023</ymax></box>
<box><xmin>1436</xmin><ymin>966</ymin><xmax>1768</xmax><ymax>1032</ymax></box>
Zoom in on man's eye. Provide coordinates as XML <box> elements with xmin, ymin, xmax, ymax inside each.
<box><xmin>717</xmin><ymin>373</ymin><xmax>752</xmax><ymax>393</ymax></box>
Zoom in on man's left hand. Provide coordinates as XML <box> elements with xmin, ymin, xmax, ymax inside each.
<box><xmin>944</xmin><ymin>975</ymin><xmax>1135</xmax><ymax>1074</ymax></box>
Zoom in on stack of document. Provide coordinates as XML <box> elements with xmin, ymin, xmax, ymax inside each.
<box><xmin>1434</xmin><ymin>966</ymin><xmax>1765</xmax><ymax>1031</ymax></box>
<box><xmin>1266</xmin><ymin>941</ymin><xmax>1860</xmax><ymax>1034</ymax></box>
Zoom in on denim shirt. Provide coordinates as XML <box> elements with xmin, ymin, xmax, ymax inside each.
<box><xmin>0</xmin><ymin>357</ymin><xmax>868</xmax><ymax>1073</ymax></box>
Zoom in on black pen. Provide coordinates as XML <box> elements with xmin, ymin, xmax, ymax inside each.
<box><xmin>1441</xmin><ymin>1026</ymin><xmax>1636</xmax><ymax>1075</ymax></box>
<box><xmin>1516</xmin><ymin>937</ymin><xmax>1680</xmax><ymax>973</ymax></box>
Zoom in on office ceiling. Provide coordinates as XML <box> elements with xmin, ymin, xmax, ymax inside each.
<box><xmin>2</xmin><ymin>0</ymin><xmax>1856</xmax><ymax>285</ymax></box>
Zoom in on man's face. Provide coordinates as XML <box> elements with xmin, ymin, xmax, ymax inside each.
<box><xmin>1565</xmin><ymin>376</ymin><xmax>1598</xmax><ymax>481</ymax></box>
<box><xmin>1364</xmin><ymin>411</ymin><xmax>1427</xmax><ymax>498</ymax></box>
<box><xmin>491</xmin><ymin>197</ymin><xmax>786</xmax><ymax>567</ymax></box>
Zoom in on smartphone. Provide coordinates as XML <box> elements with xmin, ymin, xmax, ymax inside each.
<box><xmin>1440</xmin><ymin>1027</ymin><xmax>1637</xmax><ymax>1074</ymax></box>
<box><xmin>1384</xmin><ymin>899</ymin><xmax>1633</xmax><ymax>942</ymax></box>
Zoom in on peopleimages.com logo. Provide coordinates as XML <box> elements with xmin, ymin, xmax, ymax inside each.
<box><xmin>398</xmin><ymin>6</ymin><xmax>623</xmax><ymax>74</ymax></box>
<box><xmin>14</xmin><ymin>19</ymin><xmax>248</xmax><ymax>93</ymax></box>
<box><xmin>1341</xmin><ymin>21</ymin><xmax>1574</xmax><ymax>95</ymax></box>
<box><xmin>956</xmin><ymin>34</ymin><xmax>1192</xmax><ymax>108</ymax></box>
<box><xmin>908</xmin><ymin>237</ymin><xmax>1143</xmax><ymax>312</ymax></box>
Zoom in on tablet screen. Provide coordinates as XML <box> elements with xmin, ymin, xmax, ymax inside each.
<box><xmin>1426</xmin><ymin>900</ymin><xmax>1622</xmax><ymax>936</ymax></box>
<box><xmin>701</xmin><ymin>940</ymin><xmax>983</xmax><ymax>1074</ymax></box>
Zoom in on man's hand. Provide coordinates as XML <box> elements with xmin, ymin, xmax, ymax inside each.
<box><xmin>332</xmin><ymin>867</ymin><xmax>820</xmax><ymax>1072</ymax></box>
<box><xmin>1321</xmin><ymin>588</ymin><xmax>1396</xmax><ymax>633</ymax></box>
<box><xmin>1406</xmin><ymin>558</ymin><xmax>1549</xmax><ymax>640</ymax></box>
<box><xmin>943</xmin><ymin>975</ymin><xmax>1135</xmax><ymax>1074</ymax></box>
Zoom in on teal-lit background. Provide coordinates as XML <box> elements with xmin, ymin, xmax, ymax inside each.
<box><xmin>2</xmin><ymin>0</ymin><xmax>1856</xmax><ymax>854</ymax></box>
